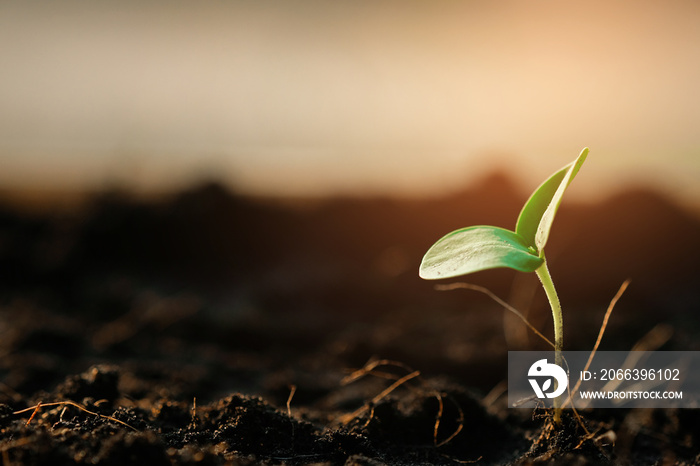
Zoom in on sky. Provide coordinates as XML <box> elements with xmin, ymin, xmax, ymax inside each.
<box><xmin>1</xmin><ymin>0</ymin><xmax>700</xmax><ymax>204</ymax></box>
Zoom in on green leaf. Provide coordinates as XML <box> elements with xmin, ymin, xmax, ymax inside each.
<box><xmin>419</xmin><ymin>226</ymin><xmax>544</xmax><ymax>280</ymax></box>
<box><xmin>515</xmin><ymin>148</ymin><xmax>588</xmax><ymax>252</ymax></box>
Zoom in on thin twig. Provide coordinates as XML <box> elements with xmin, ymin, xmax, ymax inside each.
<box><xmin>433</xmin><ymin>391</ymin><xmax>464</xmax><ymax>447</ymax></box>
<box><xmin>286</xmin><ymin>385</ymin><xmax>297</xmax><ymax>419</ymax></box>
<box><xmin>433</xmin><ymin>392</ymin><xmax>445</xmax><ymax>445</ymax></box>
<box><xmin>287</xmin><ymin>384</ymin><xmax>297</xmax><ymax>440</ymax></box>
<box><xmin>341</xmin><ymin>359</ymin><xmax>415</xmax><ymax>385</ymax></box>
<box><xmin>14</xmin><ymin>401</ymin><xmax>138</xmax><ymax>431</ymax></box>
<box><xmin>435</xmin><ymin>282</ymin><xmax>555</xmax><ymax>349</ymax></box>
<box><xmin>25</xmin><ymin>402</ymin><xmax>41</xmax><ymax>426</ymax></box>
<box><xmin>361</xmin><ymin>405</ymin><xmax>376</xmax><ymax>429</ymax></box>
<box><xmin>190</xmin><ymin>397</ymin><xmax>197</xmax><ymax>428</ymax></box>
<box><xmin>370</xmin><ymin>371</ymin><xmax>421</xmax><ymax>407</ymax></box>
<box><xmin>568</xmin><ymin>279</ymin><xmax>631</xmax><ymax>399</ymax></box>
<box><xmin>338</xmin><ymin>370</ymin><xmax>421</xmax><ymax>425</ymax></box>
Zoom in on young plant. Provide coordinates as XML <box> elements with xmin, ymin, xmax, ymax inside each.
<box><xmin>419</xmin><ymin>147</ymin><xmax>588</xmax><ymax>424</ymax></box>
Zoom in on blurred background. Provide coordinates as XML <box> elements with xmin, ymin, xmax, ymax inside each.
<box><xmin>1</xmin><ymin>0</ymin><xmax>700</xmax><ymax>399</ymax></box>
<box><xmin>1</xmin><ymin>0</ymin><xmax>700</xmax><ymax>208</ymax></box>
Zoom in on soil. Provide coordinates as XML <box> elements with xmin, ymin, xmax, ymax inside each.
<box><xmin>2</xmin><ymin>176</ymin><xmax>700</xmax><ymax>465</ymax></box>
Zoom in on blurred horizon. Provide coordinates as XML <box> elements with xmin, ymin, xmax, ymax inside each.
<box><xmin>1</xmin><ymin>1</ymin><xmax>699</xmax><ymax>208</ymax></box>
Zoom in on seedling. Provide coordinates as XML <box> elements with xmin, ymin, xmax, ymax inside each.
<box><xmin>419</xmin><ymin>148</ymin><xmax>589</xmax><ymax>424</ymax></box>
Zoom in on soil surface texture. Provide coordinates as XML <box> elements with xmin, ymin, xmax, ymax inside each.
<box><xmin>2</xmin><ymin>176</ymin><xmax>700</xmax><ymax>465</ymax></box>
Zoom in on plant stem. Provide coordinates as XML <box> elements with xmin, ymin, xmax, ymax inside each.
<box><xmin>535</xmin><ymin>256</ymin><xmax>563</xmax><ymax>425</ymax></box>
